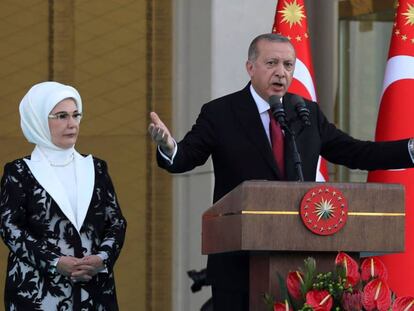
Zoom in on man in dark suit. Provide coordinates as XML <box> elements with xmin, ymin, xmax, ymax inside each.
<box><xmin>148</xmin><ymin>33</ymin><xmax>414</xmax><ymax>310</ymax></box>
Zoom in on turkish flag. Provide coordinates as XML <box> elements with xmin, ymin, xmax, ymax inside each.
<box><xmin>272</xmin><ymin>0</ymin><xmax>328</xmax><ymax>181</ymax></box>
<box><xmin>367</xmin><ymin>0</ymin><xmax>414</xmax><ymax>296</ymax></box>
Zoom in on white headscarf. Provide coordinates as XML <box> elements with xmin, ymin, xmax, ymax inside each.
<box><xmin>20</xmin><ymin>81</ymin><xmax>94</xmax><ymax>233</ymax></box>
<box><xmin>19</xmin><ymin>81</ymin><xmax>82</xmax><ymax>150</ymax></box>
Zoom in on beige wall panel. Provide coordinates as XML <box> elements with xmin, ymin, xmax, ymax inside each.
<box><xmin>146</xmin><ymin>0</ymin><xmax>173</xmax><ymax>308</ymax></box>
<box><xmin>0</xmin><ymin>1</ymin><xmax>49</xmax><ymax>309</ymax></box>
<box><xmin>71</xmin><ymin>1</ymin><xmax>148</xmax><ymax>309</ymax></box>
<box><xmin>0</xmin><ymin>0</ymin><xmax>172</xmax><ymax>310</ymax></box>
<box><xmin>0</xmin><ymin>1</ymin><xmax>153</xmax><ymax>311</ymax></box>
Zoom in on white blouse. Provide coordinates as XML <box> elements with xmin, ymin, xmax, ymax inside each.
<box><xmin>37</xmin><ymin>146</ymin><xmax>78</xmax><ymax>228</ymax></box>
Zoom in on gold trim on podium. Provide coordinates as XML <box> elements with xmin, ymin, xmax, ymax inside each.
<box><xmin>231</xmin><ymin>210</ymin><xmax>405</xmax><ymax>217</ymax></box>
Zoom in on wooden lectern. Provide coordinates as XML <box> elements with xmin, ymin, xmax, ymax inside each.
<box><xmin>202</xmin><ymin>181</ymin><xmax>405</xmax><ymax>311</ymax></box>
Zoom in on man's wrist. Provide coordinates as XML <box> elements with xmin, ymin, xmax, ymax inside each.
<box><xmin>158</xmin><ymin>139</ymin><xmax>177</xmax><ymax>164</ymax></box>
<box><xmin>160</xmin><ymin>144</ymin><xmax>174</xmax><ymax>157</ymax></box>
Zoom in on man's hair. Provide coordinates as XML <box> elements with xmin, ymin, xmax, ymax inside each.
<box><xmin>248</xmin><ymin>33</ymin><xmax>293</xmax><ymax>62</ymax></box>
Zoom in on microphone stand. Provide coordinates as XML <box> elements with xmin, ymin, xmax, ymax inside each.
<box><xmin>271</xmin><ymin>111</ymin><xmax>304</xmax><ymax>182</ymax></box>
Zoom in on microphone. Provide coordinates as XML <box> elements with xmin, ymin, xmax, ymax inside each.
<box><xmin>269</xmin><ymin>95</ymin><xmax>304</xmax><ymax>181</ymax></box>
<box><xmin>291</xmin><ymin>94</ymin><xmax>311</xmax><ymax>126</ymax></box>
<box><xmin>269</xmin><ymin>95</ymin><xmax>287</xmax><ymax>128</ymax></box>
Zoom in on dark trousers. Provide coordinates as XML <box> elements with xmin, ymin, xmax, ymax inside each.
<box><xmin>212</xmin><ymin>286</ymin><xmax>249</xmax><ymax>311</ymax></box>
<box><xmin>208</xmin><ymin>252</ymin><xmax>249</xmax><ymax>311</ymax></box>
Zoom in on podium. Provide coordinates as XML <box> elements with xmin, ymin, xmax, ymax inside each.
<box><xmin>202</xmin><ymin>181</ymin><xmax>405</xmax><ymax>311</ymax></box>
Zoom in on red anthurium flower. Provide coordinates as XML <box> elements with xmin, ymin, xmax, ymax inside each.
<box><xmin>361</xmin><ymin>257</ymin><xmax>388</xmax><ymax>282</ymax></box>
<box><xmin>287</xmin><ymin>271</ymin><xmax>304</xmax><ymax>300</ymax></box>
<box><xmin>274</xmin><ymin>300</ymin><xmax>293</xmax><ymax>311</ymax></box>
<box><xmin>392</xmin><ymin>296</ymin><xmax>414</xmax><ymax>311</ymax></box>
<box><xmin>335</xmin><ymin>252</ymin><xmax>360</xmax><ymax>287</ymax></box>
<box><xmin>306</xmin><ymin>290</ymin><xmax>333</xmax><ymax>311</ymax></box>
<box><xmin>342</xmin><ymin>290</ymin><xmax>363</xmax><ymax>311</ymax></box>
<box><xmin>362</xmin><ymin>279</ymin><xmax>391</xmax><ymax>311</ymax></box>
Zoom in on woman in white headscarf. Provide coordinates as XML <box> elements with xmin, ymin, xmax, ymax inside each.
<box><xmin>0</xmin><ymin>81</ymin><xmax>127</xmax><ymax>310</ymax></box>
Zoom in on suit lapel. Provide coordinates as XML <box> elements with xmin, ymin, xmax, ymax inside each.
<box><xmin>231</xmin><ymin>85</ymin><xmax>281</xmax><ymax>178</ymax></box>
<box><xmin>24</xmin><ymin>147</ymin><xmax>78</xmax><ymax>231</ymax></box>
<box><xmin>74</xmin><ymin>152</ymin><xmax>94</xmax><ymax>231</ymax></box>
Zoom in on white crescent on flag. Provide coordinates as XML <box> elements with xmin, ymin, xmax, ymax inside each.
<box><xmin>381</xmin><ymin>55</ymin><xmax>414</xmax><ymax>99</ymax></box>
<box><xmin>293</xmin><ymin>58</ymin><xmax>317</xmax><ymax>102</ymax></box>
<box><xmin>315</xmin><ymin>157</ymin><xmax>325</xmax><ymax>182</ymax></box>
<box><xmin>377</xmin><ymin>55</ymin><xmax>414</xmax><ymax>173</ymax></box>
<box><xmin>293</xmin><ymin>57</ymin><xmax>324</xmax><ymax>180</ymax></box>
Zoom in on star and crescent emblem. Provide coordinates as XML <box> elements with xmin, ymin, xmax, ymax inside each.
<box><xmin>300</xmin><ymin>186</ymin><xmax>348</xmax><ymax>236</ymax></box>
<box><xmin>278</xmin><ymin>0</ymin><xmax>306</xmax><ymax>28</ymax></box>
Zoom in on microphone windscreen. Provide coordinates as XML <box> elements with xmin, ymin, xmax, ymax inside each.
<box><xmin>292</xmin><ymin>94</ymin><xmax>311</xmax><ymax>126</ymax></box>
<box><xmin>291</xmin><ymin>94</ymin><xmax>305</xmax><ymax>106</ymax></box>
<box><xmin>268</xmin><ymin>95</ymin><xmax>282</xmax><ymax>109</ymax></box>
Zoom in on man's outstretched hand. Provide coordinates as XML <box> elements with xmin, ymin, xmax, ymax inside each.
<box><xmin>148</xmin><ymin>112</ymin><xmax>175</xmax><ymax>157</ymax></box>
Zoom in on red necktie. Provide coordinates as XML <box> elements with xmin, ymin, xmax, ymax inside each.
<box><xmin>268</xmin><ymin>110</ymin><xmax>285</xmax><ymax>179</ymax></box>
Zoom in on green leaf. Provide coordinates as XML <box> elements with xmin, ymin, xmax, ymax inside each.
<box><xmin>263</xmin><ymin>292</ymin><xmax>275</xmax><ymax>310</ymax></box>
<box><xmin>301</xmin><ymin>257</ymin><xmax>316</xmax><ymax>294</ymax></box>
<box><xmin>277</xmin><ymin>272</ymin><xmax>290</xmax><ymax>302</ymax></box>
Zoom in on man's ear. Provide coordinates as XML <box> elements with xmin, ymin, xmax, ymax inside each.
<box><xmin>246</xmin><ymin>60</ymin><xmax>254</xmax><ymax>77</ymax></box>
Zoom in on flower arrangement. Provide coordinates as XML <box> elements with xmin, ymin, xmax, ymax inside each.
<box><xmin>266</xmin><ymin>252</ymin><xmax>414</xmax><ymax>311</ymax></box>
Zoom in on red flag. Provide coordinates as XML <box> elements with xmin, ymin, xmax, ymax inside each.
<box><xmin>272</xmin><ymin>0</ymin><xmax>328</xmax><ymax>181</ymax></box>
<box><xmin>367</xmin><ymin>0</ymin><xmax>414</xmax><ymax>296</ymax></box>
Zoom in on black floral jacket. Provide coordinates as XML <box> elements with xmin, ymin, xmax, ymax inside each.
<box><xmin>0</xmin><ymin>157</ymin><xmax>127</xmax><ymax>311</ymax></box>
